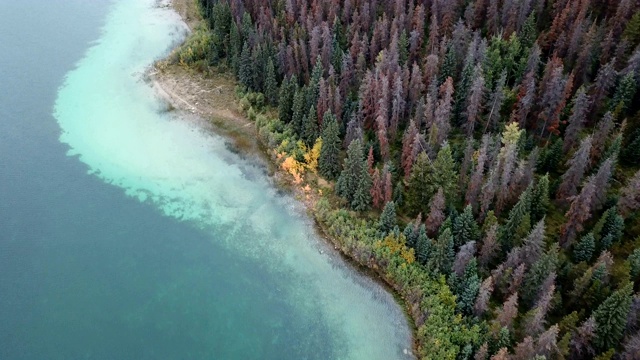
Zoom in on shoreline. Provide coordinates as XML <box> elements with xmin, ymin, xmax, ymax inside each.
<box><xmin>150</xmin><ymin>0</ymin><xmax>418</xmax><ymax>355</ymax></box>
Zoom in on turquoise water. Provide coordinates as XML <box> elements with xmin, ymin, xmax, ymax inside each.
<box><xmin>0</xmin><ymin>1</ymin><xmax>411</xmax><ymax>359</ymax></box>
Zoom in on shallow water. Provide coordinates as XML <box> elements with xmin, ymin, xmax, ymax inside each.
<box><xmin>0</xmin><ymin>0</ymin><xmax>411</xmax><ymax>359</ymax></box>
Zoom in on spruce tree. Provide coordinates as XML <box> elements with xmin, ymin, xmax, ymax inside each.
<box><xmin>239</xmin><ymin>42</ymin><xmax>253</xmax><ymax>89</ymax></box>
<box><xmin>291</xmin><ymin>87</ymin><xmax>306</xmax><ymax>132</ymax></box>
<box><xmin>610</xmin><ymin>73</ymin><xmax>637</xmax><ymax>114</ymax></box>
<box><xmin>522</xmin><ymin>244</ymin><xmax>559</xmax><ymax>307</ymax></box>
<box><xmin>379</xmin><ymin>201</ymin><xmax>397</xmax><ymax>235</ymax></box>
<box><xmin>456</xmin><ymin>258</ymin><xmax>481</xmax><ymax>316</ymax></box>
<box><xmin>278</xmin><ymin>76</ymin><xmax>296</xmax><ymax>124</ymax></box>
<box><xmin>593</xmin><ymin>283</ymin><xmax>633</xmax><ymax>351</ymax></box>
<box><xmin>264</xmin><ymin>59</ymin><xmax>278</xmax><ymax>105</ymax></box>
<box><xmin>302</xmin><ymin>106</ymin><xmax>319</xmax><ymax>146</ymax></box>
<box><xmin>429</xmin><ymin>227</ymin><xmax>455</xmax><ymax>275</ymax></box>
<box><xmin>416</xmin><ymin>225</ymin><xmax>431</xmax><ymax>265</ymax></box>
<box><xmin>429</xmin><ymin>143</ymin><xmax>458</xmax><ymax>206</ymax></box>
<box><xmin>530</xmin><ymin>174</ymin><xmax>550</xmax><ymax>223</ymax></box>
<box><xmin>574</xmin><ymin>232</ymin><xmax>595</xmax><ymax>263</ymax></box>
<box><xmin>352</xmin><ymin>171</ymin><xmax>372</xmax><ymax>211</ymax></box>
<box><xmin>629</xmin><ymin>248</ymin><xmax>640</xmax><ymax>278</ymax></box>
<box><xmin>337</xmin><ymin>139</ymin><xmax>365</xmax><ymax>203</ymax></box>
<box><xmin>319</xmin><ymin>112</ymin><xmax>341</xmax><ymax>180</ymax></box>
<box><xmin>500</xmin><ymin>186</ymin><xmax>532</xmax><ymax>252</ymax></box>
<box><xmin>453</xmin><ymin>205</ymin><xmax>480</xmax><ymax>248</ymax></box>
<box><xmin>407</xmin><ymin>152</ymin><xmax>432</xmax><ymax>216</ymax></box>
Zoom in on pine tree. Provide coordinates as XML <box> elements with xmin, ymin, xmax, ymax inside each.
<box><xmin>407</xmin><ymin>152</ymin><xmax>432</xmax><ymax>216</ymax></box>
<box><xmin>574</xmin><ymin>232</ymin><xmax>595</xmax><ymax>263</ymax></box>
<box><xmin>530</xmin><ymin>174</ymin><xmax>550</xmax><ymax>223</ymax></box>
<box><xmin>474</xmin><ymin>276</ymin><xmax>494</xmax><ymax>317</ymax></box>
<box><xmin>352</xmin><ymin>170</ymin><xmax>372</xmax><ymax>211</ymax></box>
<box><xmin>453</xmin><ymin>205</ymin><xmax>480</xmax><ymax>248</ymax></box>
<box><xmin>379</xmin><ymin>201</ymin><xmax>397</xmax><ymax>235</ymax></box>
<box><xmin>264</xmin><ymin>59</ymin><xmax>278</xmax><ymax>104</ymax></box>
<box><xmin>563</xmin><ymin>87</ymin><xmax>591</xmax><ymax>153</ymax></box>
<box><xmin>337</xmin><ymin>139</ymin><xmax>365</xmax><ymax>203</ymax></box>
<box><xmin>239</xmin><ymin>42</ymin><xmax>253</xmax><ymax>89</ymax></box>
<box><xmin>610</xmin><ymin>73</ymin><xmax>637</xmax><ymax>114</ymax></box>
<box><xmin>629</xmin><ymin>248</ymin><xmax>640</xmax><ymax>278</ymax></box>
<box><xmin>522</xmin><ymin>244</ymin><xmax>559</xmax><ymax>307</ymax></box>
<box><xmin>500</xmin><ymin>185</ymin><xmax>531</xmax><ymax>252</ymax></box>
<box><xmin>429</xmin><ymin>227</ymin><xmax>455</xmax><ymax>275</ymax></box>
<box><xmin>416</xmin><ymin>225</ymin><xmax>432</xmax><ymax>265</ymax></box>
<box><xmin>425</xmin><ymin>187</ymin><xmax>446</xmax><ymax>236</ymax></box>
<box><xmin>302</xmin><ymin>105</ymin><xmax>319</xmax><ymax>146</ymax></box>
<box><xmin>456</xmin><ymin>258</ymin><xmax>481</xmax><ymax>316</ymax></box>
<box><xmin>429</xmin><ymin>143</ymin><xmax>458</xmax><ymax>206</ymax></box>
<box><xmin>278</xmin><ymin>76</ymin><xmax>296</xmax><ymax>124</ymax></box>
<box><xmin>593</xmin><ymin>283</ymin><xmax>634</xmax><ymax>351</ymax></box>
<box><xmin>619</xmin><ymin>169</ymin><xmax>640</xmax><ymax>218</ymax></box>
<box><xmin>561</xmin><ymin>175</ymin><xmax>597</xmax><ymax>248</ymax></box>
<box><xmin>557</xmin><ymin>135</ymin><xmax>592</xmax><ymax>202</ymax></box>
<box><xmin>291</xmin><ymin>87</ymin><xmax>306</xmax><ymax>132</ymax></box>
<box><xmin>319</xmin><ymin>112</ymin><xmax>341</xmax><ymax>180</ymax></box>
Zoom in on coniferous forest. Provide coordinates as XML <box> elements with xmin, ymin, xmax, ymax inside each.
<box><xmin>177</xmin><ymin>0</ymin><xmax>640</xmax><ymax>358</ymax></box>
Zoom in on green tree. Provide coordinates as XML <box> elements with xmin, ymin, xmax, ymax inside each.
<box><xmin>530</xmin><ymin>174</ymin><xmax>550</xmax><ymax>222</ymax></box>
<box><xmin>429</xmin><ymin>227</ymin><xmax>455</xmax><ymax>275</ymax></box>
<box><xmin>456</xmin><ymin>258</ymin><xmax>481</xmax><ymax>316</ymax></box>
<box><xmin>453</xmin><ymin>205</ymin><xmax>480</xmax><ymax>248</ymax></box>
<box><xmin>416</xmin><ymin>225</ymin><xmax>431</xmax><ymax>265</ymax></box>
<box><xmin>629</xmin><ymin>248</ymin><xmax>640</xmax><ymax>278</ymax></box>
<box><xmin>407</xmin><ymin>152</ymin><xmax>432</xmax><ymax>216</ymax></box>
<box><xmin>522</xmin><ymin>244</ymin><xmax>559</xmax><ymax>307</ymax></box>
<box><xmin>238</xmin><ymin>42</ymin><xmax>253</xmax><ymax>89</ymax></box>
<box><xmin>611</xmin><ymin>73</ymin><xmax>637</xmax><ymax>114</ymax></box>
<box><xmin>302</xmin><ymin>105</ymin><xmax>319</xmax><ymax>146</ymax></box>
<box><xmin>307</xmin><ymin>56</ymin><xmax>324</xmax><ymax>109</ymax></box>
<box><xmin>593</xmin><ymin>283</ymin><xmax>633</xmax><ymax>351</ymax></box>
<box><xmin>291</xmin><ymin>87</ymin><xmax>306</xmax><ymax>132</ymax></box>
<box><xmin>337</xmin><ymin>139</ymin><xmax>366</xmax><ymax>203</ymax></box>
<box><xmin>429</xmin><ymin>143</ymin><xmax>458</xmax><ymax>206</ymax></box>
<box><xmin>379</xmin><ymin>201</ymin><xmax>397</xmax><ymax>235</ymax></box>
<box><xmin>278</xmin><ymin>76</ymin><xmax>296</xmax><ymax>124</ymax></box>
<box><xmin>264</xmin><ymin>59</ymin><xmax>278</xmax><ymax>105</ymax></box>
<box><xmin>574</xmin><ymin>232</ymin><xmax>595</xmax><ymax>263</ymax></box>
<box><xmin>500</xmin><ymin>186</ymin><xmax>532</xmax><ymax>252</ymax></box>
<box><xmin>319</xmin><ymin>112</ymin><xmax>341</xmax><ymax>180</ymax></box>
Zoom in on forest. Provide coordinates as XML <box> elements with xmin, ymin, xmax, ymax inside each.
<box><xmin>176</xmin><ymin>0</ymin><xmax>640</xmax><ymax>358</ymax></box>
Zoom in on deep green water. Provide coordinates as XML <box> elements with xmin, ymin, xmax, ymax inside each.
<box><xmin>0</xmin><ymin>1</ymin><xmax>411</xmax><ymax>359</ymax></box>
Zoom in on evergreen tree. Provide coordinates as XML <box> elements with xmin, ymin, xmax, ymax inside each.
<box><xmin>597</xmin><ymin>207</ymin><xmax>625</xmax><ymax>250</ymax></box>
<box><xmin>530</xmin><ymin>174</ymin><xmax>550</xmax><ymax>223</ymax></box>
<box><xmin>407</xmin><ymin>152</ymin><xmax>432</xmax><ymax>216</ymax></box>
<box><xmin>264</xmin><ymin>59</ymin><xmax>278</xmax><ymax>105</ymax></box>
<box><xmin>239</xmin><ymin>42</ymin><xmax>253</xmax><ymax>89</ymax></box>
<box><xmin>337</xmin><ymin>139</ymin><xmax>366</xmax><ymax>203</ymax></box>
<box><xmin>319</xmin><ymin>112</ymin><xmax>341</xmax><ymax>180</ymax></box>
<box><xmin>379</xmin><ymin>201</ymin><xmax>397</xmax><ymax>234</ymax></box>
<box><xmin>574</xmin><ymin>232</ymin><xmax>595</xmax><ymax>263</ymax></box>
<box><xmin>291</xmin><ymin>87</ymin><xmax>306</xmax><ymax>132</ymax></box>
<box><xmin>456</xmin><ymin>258</ymin><xmax>481</xmax><ymax>316</ymax></box>
<box><xmin>302</xmin><ymin>106</ymin><xmax>319</xmax><ymax>146</ymax></box>
<box><xmin>429</xmin><ymin>227</ymin><xmax>455</xmax><ymax>275</ymax></box>
<box><xmin>610</xmin><ymin>73</ymin><xmax>637</xmax><ymax>114</ymax></box>
<box><xmin>593</xmin><ymin>283</ymin><xmax>634</xmax><ymax>351</ymax></box>
<box><xmin>522</xmin><ymin>244</ymin><xmax>559</xmax><ymax>307</ymax></box>
<box><xmin>429</xmin><ymin>143</ymin><xmax>458</xmax><ymax>206</ymax></box>
<box><xmin>352</xmin><ymin>170</ymin><xmax>372</xmax><ymax>211</ymax></box>
<box><xmin>278</xmin><ymin>76</ymin><xmax>296</xmax><ymax>124</ymax></box>
<box><xmin>500</xmin><ymin>185</ymin><xmax>531</xmax><ymax>252</ymax></box>
<box><xmin>628</xmin><ymin>248</ymin><xmax>640</xmax><ymax>278</ymax></box>
<box><xmin>416</xmin><ymin>225</ymin><xmax>432</xmax><ymax>265</ymax></box>
<box><xmin>453</xmin><ymin>205</ymin><xmax>480</xmax><ymax>248</ymax></box>
<box><xmin>557</xmin><ymin>135</ymin><xmax>592</xmax><ymax>202</ymax></box>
